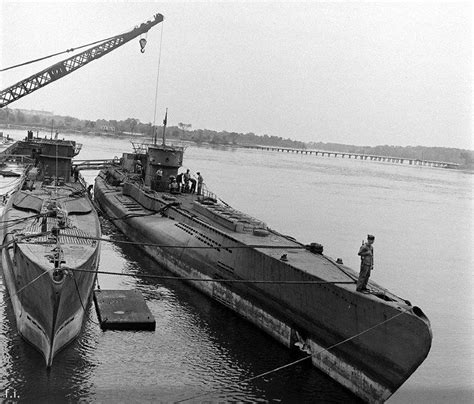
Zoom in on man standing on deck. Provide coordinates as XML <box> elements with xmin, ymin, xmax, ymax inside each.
<box><xmin>183</xmin><ymin>169</ymin><xmax>191</xmax><ymax>192</ymax></box>
<box><xmin>197</xmin><ymin>172</ymin><xmax>203</xmax><ymax>195</ymax></box>
<box><xmin>357</xmin><ymin>234</ymin><xmax>375</xmax><ymax>292</ymax></box>
<box><xmin>155</xmin><ymin>166</ymin><xmax>163</xmax><ymax>190</ymax></box>
<box><xmin>27</xmin><ymin>166</ymin><xmax>39</xmax><ymax>190</ymax></box>
<box><xmin>73</xmin><ymin>165</ymin><xmax>79</xmax><ymax>182</ymax></box>
<box><xmin>135</xmin><ymin>160</ymin><xmax>143</xmax><ymax>174</ymax></box>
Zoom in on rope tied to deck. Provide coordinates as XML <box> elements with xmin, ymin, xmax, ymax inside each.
<box><xmin>0</xmin><ymin>230</ymin><xmax>52</xmax><ymax>250</ymax></box>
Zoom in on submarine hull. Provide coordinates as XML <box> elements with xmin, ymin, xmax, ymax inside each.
<box><xmin>95</xmin><ymin>173</ymin><xmax>432</xmax><ymax>403</ymax></box>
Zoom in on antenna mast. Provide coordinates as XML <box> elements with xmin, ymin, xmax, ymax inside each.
<box><xmin>162</xmin><ymin>108</ymin><xmax>168</xmax><ymax>146</ymax></box>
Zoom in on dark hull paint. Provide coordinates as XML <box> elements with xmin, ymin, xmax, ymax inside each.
<box><xmin>94</xmin><ymin>173</ymin><xmax>432</xmax><ymax>403</ymax></box>
<box><xmin>1</xmin><ymin>182</ymin><xmax>100</xmax><ymax>366</ymax></box>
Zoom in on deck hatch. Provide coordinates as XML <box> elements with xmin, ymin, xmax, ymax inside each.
<box><xmin>12</xmin><ymin>192</ymin><xmax>43</xmax><ymax>213</ymax></box>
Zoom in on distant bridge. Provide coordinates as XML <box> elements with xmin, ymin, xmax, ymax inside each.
<box><xmin>240</xmin><ymin>145</ymin><xmax>460</xmax><ymax>169</ymax></box>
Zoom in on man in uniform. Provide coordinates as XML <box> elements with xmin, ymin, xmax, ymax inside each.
<box><xmin>135</xmin><ymin>160</ymin><xmax>143</xmax><ymax>174</ymax></box>
<box><xmin>155</xmin><ymin>166</ymin><xmax>163</xmax><ymax>191</ymax></box>
<box><xmin>197</xmin><ymin>172</ymin><xmax>203</xmax><ymax>195</ymax></box>
<box><xmin>169</xmin><ymin>176</ymin><xmax>179</xmax><ymax>194</ymax></box>
<box><xmin>357</xmin><ymin>234</ymin><xmax>375</xmax><ymax>292</ymax></box>
<box><xmin>73</xmin><ymin>165</ymin><xmax>79</xmax><ymax>182</ymax></box>
<box><xmin>183</xmin><ymin>169</ymin><xmax>191</xmax><ymax>192</ymax></box>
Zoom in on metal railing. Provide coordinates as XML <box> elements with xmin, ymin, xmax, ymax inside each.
<box><xmin>0</xmin><ymin>154</ymin><xmax>34</xmax><ymax>165</ymax></box>
<box><xmin>200</xmin><ymin>184</ymin><xmax>217</xmax><ymax>200</ymax></box>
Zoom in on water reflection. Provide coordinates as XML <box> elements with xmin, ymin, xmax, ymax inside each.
<box><xmin>1</xmin><ymin>287</ymin><xmax>97</xmax><ymax>401</ymax></box>
<box><xmin>3</xmin><ymin>128</ymin><xmax>471</xmax><ymax>401</ymax></box>
<box><xmin>91</xmin><ymin>228</ymin><xmax>359</xmax><ymax>402</ymax></box>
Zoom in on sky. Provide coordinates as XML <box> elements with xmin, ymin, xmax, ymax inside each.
<box><xmin>1</xmin><ymin>1</ymin><xmax>472</xmax><ymax>149</ymax></box>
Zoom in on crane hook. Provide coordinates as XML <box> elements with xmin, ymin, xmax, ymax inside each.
<box><xmin>139</xmin><ymin>38</ymin><xmax>147</xmax><ymax>53</ymax></box>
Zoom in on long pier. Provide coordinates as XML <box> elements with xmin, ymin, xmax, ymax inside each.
<box><xmin>241</xmin><ymin>145</ymin><xmax>460</xmax><ymax>169</ymax></box>
<box><xmin>73</xmin><ymin>159</ymin><xmax>117</xmax><ymax>170</ymax></box>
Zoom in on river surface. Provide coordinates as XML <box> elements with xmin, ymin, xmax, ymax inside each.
<box><xmin>0</xmin><ymin>129</ymin><xmax>472</xmax><ymax>403</ymax></box>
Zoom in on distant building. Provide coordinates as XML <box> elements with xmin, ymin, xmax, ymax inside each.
<box><xmin>99</xmin><ymin>125</ymin><xmax>116</xmax><ymax>132</ymax></box>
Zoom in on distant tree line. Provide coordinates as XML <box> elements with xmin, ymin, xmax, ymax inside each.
<box><xmin>170</xmin><ymin>125</ymin><xmax>306</xmax><ymax>149</ymax></box>
<box><xmin>0</xmin><ymin>108</ymin><xmax>155</xmax><ymax>136</ymax></box>
<box><xmin>1</xmin><ymin>108</ymin><xmax>472</xmax><ymax>167</ymax></box>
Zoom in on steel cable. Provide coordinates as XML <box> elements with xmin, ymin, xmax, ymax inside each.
<box><xmin>0</xmin><ymin>35</ymin><xmax>119</xmax><ymax>72</ymax></box>
<box><xmin>69</xmin><ymin>268</ymin><xmax>355</xmax><ymax>285</ymax></box>
<box><xmin>175</xmin><ymin>308</ymin><xmax>409</xmax><ymax>403</ymax></box>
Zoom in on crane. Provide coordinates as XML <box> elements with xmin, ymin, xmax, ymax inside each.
<box><xmin>0</xmin><ymin>13</ymin><xmax>164</xmax><ymax>108</ymax></box>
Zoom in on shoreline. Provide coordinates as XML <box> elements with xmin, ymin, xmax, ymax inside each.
<box><xmin>1</xmin><ymin>123</ymin><xmax>471</xmax><ymax>171</ymax></box>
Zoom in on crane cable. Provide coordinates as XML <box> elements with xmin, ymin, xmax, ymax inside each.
<box><xmin>0</xmin><ymin>34</ymin><xmax>121</xmax><ymax>73</ymax></box>
<box><xmin>152</xmin><ymin>20</ymin><xmax>165</xmax><ymax>143</ymax></box>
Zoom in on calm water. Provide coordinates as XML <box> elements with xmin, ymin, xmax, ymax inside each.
<box><xmin>0</xmin><ymin>129</ymin><xmax>472</xmax><ymax>403</ymax></box>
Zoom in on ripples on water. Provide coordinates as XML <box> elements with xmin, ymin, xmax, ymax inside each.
<box><xmin>1</xmin><ymin>130</ymin><xmax>472</xmax><ymax>402</ymax></box>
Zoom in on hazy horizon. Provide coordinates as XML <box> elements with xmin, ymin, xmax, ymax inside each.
<box><xmin>4</xmin><ymin>106</ymin><xmax>473</xmax><ymax>151</ymax></box>
<box><xmin>1</xmin><ymin>2</ymin><xmax>472</xmax><ymax>150</ymax></box>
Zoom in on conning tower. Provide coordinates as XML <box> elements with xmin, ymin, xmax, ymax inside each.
<box><xmin>146</xmin><ymin>144</ymin><xmax>184</xmax><ymax>191</ymax></box>
<box><xmin>121</xmin><ymin>142</ymin><xmax>184</xmax><ymax>192</ymax></box>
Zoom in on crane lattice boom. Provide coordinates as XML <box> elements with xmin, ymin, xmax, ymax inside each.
<box><xmin>0</xmin><ymin>13</ymin><xmax>164</xmax><ymax>108</ymax></box>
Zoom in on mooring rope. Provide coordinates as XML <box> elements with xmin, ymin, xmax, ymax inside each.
<box><xmin>0</xmin><ymin>213</ymin><xmax>44</xmax><ymax>226</ymax></box>
<box><xmin>0</xmin><ymin>230</ymin><xmax>52</xmax><ymax>250</ymax></box>
<box><xmin>71</xmin><ymin>270</ymin><xmax>100</xmax><ymax>326</ymax></box>
<box><xmin>175</xmin><ymin>308</ymin><xmax>409</xmax><ymax>403</ymax></box>
<box><xmin>0</xmin><ymin>216</ymin><xmax>408</xmax><ymax>404</ymax></box>
<box><xmin>18</xmin><ymin>233</ymin><xmax>309</xmax><ymax>250</ymax></box>
<box><xmin>1</xmin><ymin>268</ymin><xmax>51</xmax><ymax>305</ymax></box>
<box><xmin>69</xmin><ymin>268</ymin><xmax>355</xmax><ymax>285</ymax></box>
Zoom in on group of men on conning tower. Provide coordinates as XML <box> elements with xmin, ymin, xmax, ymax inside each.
<box><xmin>133</xmin><ymin>159</ymin><xmax>203</xmax><ymax>196</ymax></box>
<box><xmin>167</xmin><ymin>169</ymin><xmax>204</xmax><ymax>195</ymax></box>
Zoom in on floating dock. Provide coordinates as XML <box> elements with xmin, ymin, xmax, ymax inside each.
<box><xmin>93</xmin><ymin>289</ymin><xmax>156</xmax><ymax>331</ymax></box>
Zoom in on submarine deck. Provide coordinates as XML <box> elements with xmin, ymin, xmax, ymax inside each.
<box><xmin>100</xmin><ymin>180</ymin><xmax>406</xmax><ymax>306</ymax></box>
